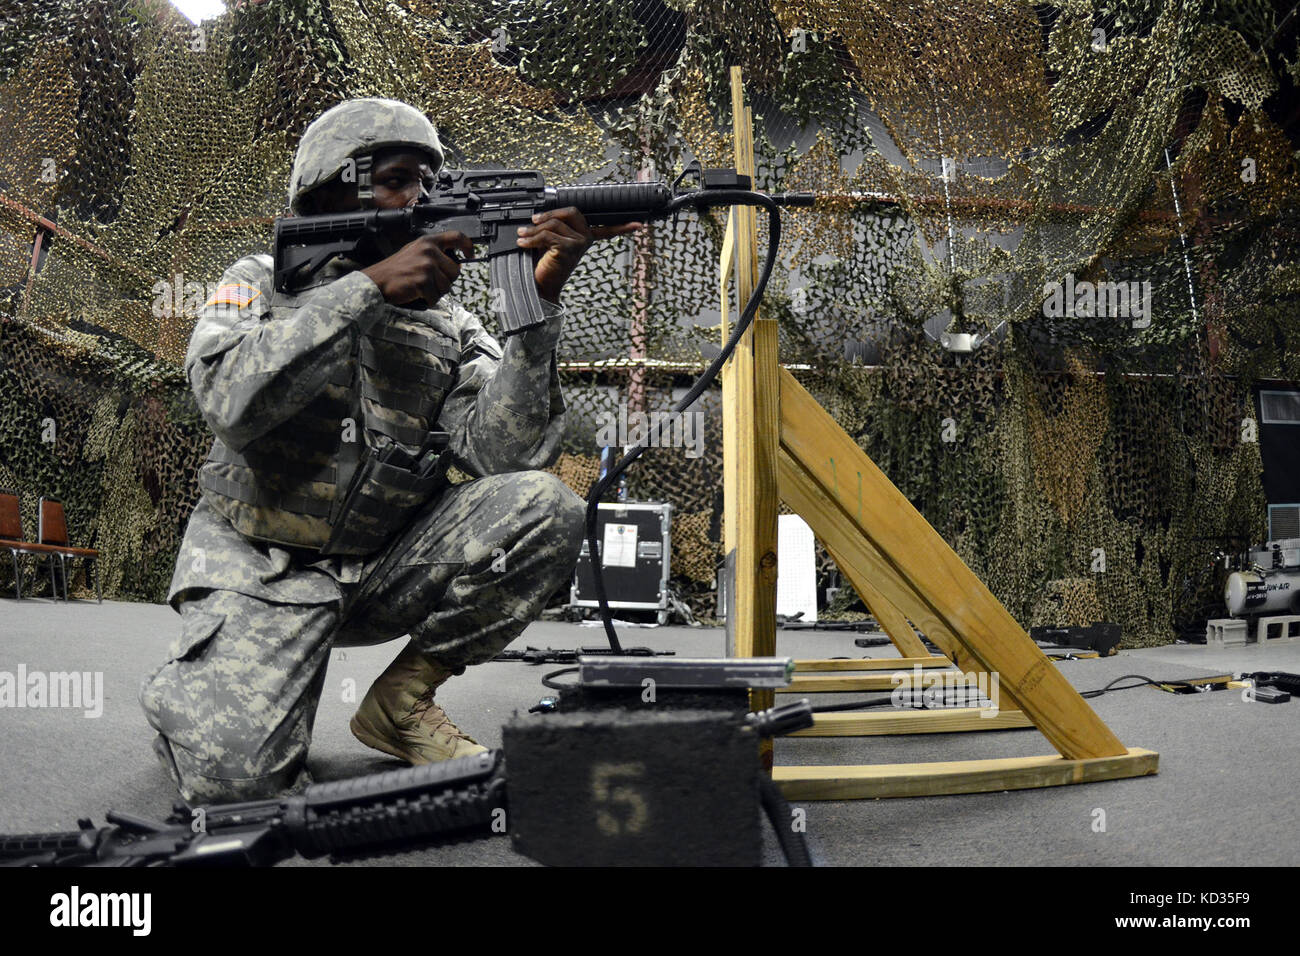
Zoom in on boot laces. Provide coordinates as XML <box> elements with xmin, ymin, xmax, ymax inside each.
<box><xmin>410</xmin><ymin>686</ymin><xmax>473</xmax><ymax>741</ymax></box>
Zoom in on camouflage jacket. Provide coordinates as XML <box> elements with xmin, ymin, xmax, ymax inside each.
<box><xmin>167</xmin><ymin>252</ymin><xmax>567</xmax><ymax>607</ymax></box>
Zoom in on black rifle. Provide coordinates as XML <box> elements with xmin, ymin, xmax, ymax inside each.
<box><xmin>0</xmin><ymin>751</ymin><xmax>504</xmax><ymax>867</ymax></box>
<box><xmin>1242</xmin><ymin>671</ymin><xmax>1300</xmax><ymax>697</ymax></box>
<box><xmin>492</xmin><ymin>645</ymin><xmax>675</xmax><ymax>665</ymax></box>
<box><xmin>273</xmin><ymin>161</ymin><xmax>813</xmax><ymax>335</ymax></box>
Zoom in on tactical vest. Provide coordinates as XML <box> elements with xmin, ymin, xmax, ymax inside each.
<box><xmin>198</xmin><ymin>273</ymin><xmax>462</xmax><ymax>557</ymax></box>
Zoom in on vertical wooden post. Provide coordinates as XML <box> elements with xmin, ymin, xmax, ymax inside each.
<box><xmin>720</xmin><ymin>67</ymin><xmax>780</xmax><ymax>769</ymax></box>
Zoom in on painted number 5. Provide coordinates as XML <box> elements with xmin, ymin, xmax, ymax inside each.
<box><xmin>591</xmin><ymin>762</ymin><xmax>649</xmax><ymax>837</ymax></box>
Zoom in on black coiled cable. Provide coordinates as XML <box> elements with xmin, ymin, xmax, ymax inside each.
<box><xmin>586</xmin><ymin>191</ymin><xmax>781</xmax><ymax>652</ymax></box>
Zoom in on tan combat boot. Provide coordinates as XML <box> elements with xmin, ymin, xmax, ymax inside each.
<box><xmin>350</xmin><ymin>641</ymin><xmax>488</xmax><ymax>764</ymax></box>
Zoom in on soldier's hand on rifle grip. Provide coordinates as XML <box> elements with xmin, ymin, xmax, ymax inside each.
<box><xmin>362</xmin><ymin>231</ymin><xmax>474</xmax><ymax>308</ymax></box>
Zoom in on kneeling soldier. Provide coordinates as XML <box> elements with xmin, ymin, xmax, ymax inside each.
<box><xmin>140</xmin><ymin>98</ymin><xmax>640</xmax><ymax>803</ymax></box>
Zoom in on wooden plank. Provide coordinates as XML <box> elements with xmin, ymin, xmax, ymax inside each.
<box><xmin>773</xmin><ymin>749</ymin><xmax>1159</xmax><ymax>800</ymax></box>
<box><xmin>777</xmin><ymin>440</ymin><xmax>1087</xmax><ymax>745</ymax></box>
<box><xmin>721</xmin><ymin>68</ymin><xmax>780</xmax><ymax>768</ymax></box>
<box><xmin>792</xmin><ymin>708</ymin><xmax>1033</xmax><ymax>736</ymax></box>
<box><xmin>718</xmin><ymin>207</ymin><xmax>736</xmax><ymax>286</ymax></box>
<box><xmin>779</xmin><ymin>446</ymin><xmax>985</xmax><ymax>681</ymax></box>
<box><xmin>778</xmin><ymin>369</ymin><xmax>1128</xmax><ymax>760</ymax></box>
<box><xmin>779</xmin><ymin>672</ymin><xmax>956</xmax><ymax>693</ymax></box>
<box><xmin>780</xmin><ymin>448</ymin><xmax>1021</xmax><ymax>714</ymax></box>
<box><xmin>822</xmin><ymin>537</ymin><xmax>932</xmax><ymax>658</ymax></box>
<box><xmin>720</xmin><ymin>208</ymin><xmax>738</xmax><ymax>655</ymax></box>
<box><xmin>747</xmin><ymin>309</ymin><xmax>780</xmax><ymax>718</ymax></box>
<box><xmin>794</xmin><ymin>657</ymin><xmax>950</xmax><ymax>672</ymax></box>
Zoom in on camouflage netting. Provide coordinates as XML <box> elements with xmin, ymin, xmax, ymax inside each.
<box><xmin>1</xmin><ymin>0</ymin><xmax>1296</xmax><ymax>645</ymax></box>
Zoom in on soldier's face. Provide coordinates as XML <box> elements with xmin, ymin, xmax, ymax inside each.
<box><xmin>369</xmin><ymin>148</ymin><xmax>438</xmax><ymax>209</ymax></box>
<box><xmin>309</xmin><ymin>148</ymin><xmax>437</xmax><ymax>213</ymax></box>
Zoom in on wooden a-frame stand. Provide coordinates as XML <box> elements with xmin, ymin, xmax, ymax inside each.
<box><xmin>718</xmin><ymin>68</ymin><xmax>1157</xmax><ymax>799</ymax></box>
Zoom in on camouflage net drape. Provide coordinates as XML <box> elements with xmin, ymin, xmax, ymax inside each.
<box><xmin>1</xmin><ymin>0</ymin><xmax>1296</xmax><ymax>644</ymax></box>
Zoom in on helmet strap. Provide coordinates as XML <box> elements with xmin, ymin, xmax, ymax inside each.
<box><xmin>354</xmin><ymin>153</ymin><xmax>375</xmax><ymax>209</ymax></box>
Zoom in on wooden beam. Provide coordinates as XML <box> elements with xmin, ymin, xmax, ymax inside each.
<box><xmin>778</xmin><ymin>444</ymin><xmax>982</xmax><ymax>677</ymax></box>
<box><xmin>821</xmin><ymin>537</ymin><xmax>933</xmax><ymax>658</ymax></box>
<box><xmin>794</xmin><ymin>657</ymin><xmax>949</xmax><ymax>672</ymax></box>
<box><xmin>719</xmin><ymin>204</ymin><xmax>737</xmax><ymax>649</ymax></box>
<box><xmin>778</xmin><ymin>368</ymin><xmax>1127</xmax><ymax>760</ymax></box>
<box><xmin>720</xmin><ymin>68</ymin><xmax>780</xmax><ymax>769</ymax></box>
<box><xmin>792</xmin><ymin>708</ymin><xmax>1033</xmax><ymax>736</ymax></box>
<box><xmin>773</xmin><ymin>749</ymin><xmax>1159</xmax><ymax>800</ymax></box>
<box><xmin>780</xmin><ymin>672</ymin><xmax>956</xmax><ymax>693</ymax></box>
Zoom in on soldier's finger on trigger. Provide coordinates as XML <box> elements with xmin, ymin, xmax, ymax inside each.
<box><xmin>425</xmin><ymin>241</ymin><xmax>456</xmax><ymax>277</ymax></box>
<box><xmin>428</xmin><ymin>231</ymin><xmax>471</xmax><ymax>257</ymax></box>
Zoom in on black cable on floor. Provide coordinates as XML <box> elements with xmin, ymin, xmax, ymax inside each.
<box><xmin>810</xmin><ymin>695</ymin><xmax>897</xmax><ymax>713</ymax></box>
<box><xmin>809</xmin><ymin>674</ymin><xmax>1229</xmax><ymax>711</ymax></box>
<box><xmin>540</xmin><ymin>666</ymin><xmax>579</xmax><ymax>691</ymax></box>
<box><xmin>1078</xmin><ymin>673</ymin><xmax>1226</xmax><ymax>699</ymax></box>
<box><xmin>758</xmin><ymin>774</ymin><xmax>812</xmax><ymax>867</ymax></box>
<box><xmin>810</xmin><ymin>690</ymin><xmax>997</xmax><ymax>713</ymax></box>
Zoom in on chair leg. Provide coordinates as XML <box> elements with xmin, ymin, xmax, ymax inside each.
<box><xmin>47</xmin><ymin>555</ymin><xmax>68</xmax><ymax>602</ymax></box>
<box><xmin>94</xmin><ymin>557</ymin><xmax>101</xmax><ymax>604</ymax></box>
<box><xmin>9</xmin><ymin>551</ymin><xmax>19</xmax><ymax>601</ymax></box>
<box><xmin>58</xmin><ymin>555</ymin><xmax>69</xmax><ymax>602</ymax></box>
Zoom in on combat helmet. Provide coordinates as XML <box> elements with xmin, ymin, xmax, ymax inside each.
<box><xmin>288</xmin><ymin>98</ymin><xmax>445</xmax><ymax>213</ymax></box>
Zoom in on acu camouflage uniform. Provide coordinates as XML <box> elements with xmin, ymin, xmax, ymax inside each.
<box><xmin>139</xmin><ymin>100</ymin><xmax>585</xmax><ymax>805</ymax></box>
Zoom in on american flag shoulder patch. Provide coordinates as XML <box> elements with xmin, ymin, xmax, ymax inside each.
<box><xmin>205</xmin><ymin>283</ymin><xmax>261</xmax><ymax>308</ymax></box>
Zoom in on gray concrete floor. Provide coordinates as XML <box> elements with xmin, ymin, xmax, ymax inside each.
<box><xmin>1</xmin><ymin>597</ymin><xmax>1298</xmax><ymax>865</ymax></box>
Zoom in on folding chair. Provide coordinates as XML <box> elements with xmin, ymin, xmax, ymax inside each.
<box><xmin>36</xmin><ymin>497</ymin><xmax>101</xmax><ymax>603</ymax></box>
<box><xmin>0</xmin><ymin>489</ymin><xmax>64</xmax><ymax>601</ymax></box>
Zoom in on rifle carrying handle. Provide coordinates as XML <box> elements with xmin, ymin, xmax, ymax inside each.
<box><xmin>490</xmin><ymin>248</ymin><xmax>547</xmax><ymax>336</ymax></box>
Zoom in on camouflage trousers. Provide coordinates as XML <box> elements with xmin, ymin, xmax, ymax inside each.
<box><xmin>139</xmin><ymin>471</ymin><xmax>584</xmax><ymax>805</ymax></box>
